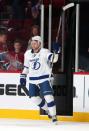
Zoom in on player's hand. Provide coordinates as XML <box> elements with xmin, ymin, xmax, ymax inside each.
<box><xmin>52</xmin><ymin>42</ymin><xmax>61</xmax><ymax>54</ymax></box>
<box><xmin>20</xmin><ymin>74</ymin><xmax>27</xmax><ymax>86</ymax></box>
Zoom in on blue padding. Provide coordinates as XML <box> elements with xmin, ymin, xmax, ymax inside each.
<box><xmin>29</xmin><ymin>83</ymin><xmax>40</xmax><ymax>97</ymax></box>
<box><xmin>38</xmin><ymin>99</ymin><xmax>45</xmax><ymax>107</ymax></box>
<box><xmin>39</xmin><ymin>81</ymin><xmax>54</xmax><ymax>96</ymax></box>
<box><xmin>29</xmin><ymin>81</ymin><xmax>54</xmax><ymax>97</ymax></box>
<box><xmin>47</xmin><ymin>101</ymin><xmax>55</xmax><ymax>107</ymax></box>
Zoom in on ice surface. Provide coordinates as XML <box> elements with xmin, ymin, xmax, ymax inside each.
<box><xmin>0</xmin><ymin>119</ymin><xmax>89</xmax><ymax>131</ymax></box>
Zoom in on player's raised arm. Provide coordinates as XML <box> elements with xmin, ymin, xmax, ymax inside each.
<box><xmin>47</xmin><ymin>45</ymin><xmax>61</xmax><ymax>64</ymax></box>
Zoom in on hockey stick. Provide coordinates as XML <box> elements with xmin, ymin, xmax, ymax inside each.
<box><xmin>50</xmin><ymin>2</ymin><xmax>75</xmax><ymax>72</ymax></box>
<box><xmin>49</xmin><ymin>3</ymin><xmax>75</xmax><ymax>80</ymax></box>
<box><xmin>56</xmin><ymin>15</ymin><xmax>62</xmax><ymax>44</ymax></box>
<box><xmin>62</xmin><ymin>3</ymin><xmax>75</xmax><ymax>11</ymax></box>
<box><xmin>54</xmin><ymin>3</ymin><xmax>75</xmax><ymax>44</ymax></box>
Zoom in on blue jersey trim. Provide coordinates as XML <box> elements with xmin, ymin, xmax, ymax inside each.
<box><xmin>29</xmin><ymin>75</ymin><xmax>52</xmax><ymax>80</ymax></box>
<box><xmin>38</xmin><ymin>99</ymin><xmax>45</xmax><ymax>107</ymax></box>
<box><xmin>47</xmin><ymin>101</ymin><xmax>55</xmax><ymax>107</ymax></box>
<box><xmin>48</xmin><ymin>54</ymin><xmax>52</xmax><ymax>61</ymax></box>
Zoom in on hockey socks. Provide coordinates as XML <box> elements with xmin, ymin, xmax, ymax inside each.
<box><xmin>44</xmin><ymin>95</ymin><xmax>56</xmax><ymax>117</ymax></box>
<box><xmin>30</xmin><ymin>96</ymin><xmax>48</xmax><ymax>111</ymax></box>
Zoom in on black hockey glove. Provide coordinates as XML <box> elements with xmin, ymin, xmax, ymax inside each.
<box><xmin>52</xmin><ymin>41</ymin><xmax>61</xmax><ymax>54</ymax></box>
<box><xmin>20</xmin><ymin>74</ymin><xmax>27</xmax><ymax>86</ymax></box>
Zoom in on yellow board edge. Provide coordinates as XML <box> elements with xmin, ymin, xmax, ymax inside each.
<box><xmin>0</xmin><ymin>109</ymin><xmax>89</xmax><ymax>122</ymax></box>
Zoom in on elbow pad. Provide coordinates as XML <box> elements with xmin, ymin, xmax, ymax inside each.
<box><xmin>50</xmin><ymin>54</ymin><xmax>59</xmax><ymax>63</ymax></box>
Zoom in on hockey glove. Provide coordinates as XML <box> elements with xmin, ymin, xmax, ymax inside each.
<box><xmin>52</xmin><ymin>41</ymin><xmax>61</xmax><ymax>54</ymax></box>
<box><xmin>20</xmin><ymin>74</ymin><xmax>27</xmax><ymax>86</ymax></box>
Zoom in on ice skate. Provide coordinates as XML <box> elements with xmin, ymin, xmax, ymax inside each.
<box><xmin>51</xmin><ymin>116</ymin><xmax>58</xmax><ymax>125</ymax></box>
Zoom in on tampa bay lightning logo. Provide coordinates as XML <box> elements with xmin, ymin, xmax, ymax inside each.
<box><xmin>31</xmin><ymin>60</ymin><xmax>41</xmax><ymax>70</ymax></box>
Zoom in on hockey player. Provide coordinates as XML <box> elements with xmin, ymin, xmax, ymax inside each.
<box><xmin>20</xmin><ymin>36</ymin><xmax>59</xmax><ymax>124</ymax></box>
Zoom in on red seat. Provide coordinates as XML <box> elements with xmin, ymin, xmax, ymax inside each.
<box><xmin>23</xmin><ymin>19</ymin><xmax>32</xmax><ymax>29</ymax></box>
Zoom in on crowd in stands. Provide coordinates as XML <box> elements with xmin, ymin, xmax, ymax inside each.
<box><xmin>0</xmin><ymin>0</ymin><xmax>41</xmax><ymax>20</ymax></box>
<box><xmin>0</xmin><ymin>0</ymin><xmax>62</xmax><ymax>73</ymax></box>
<box><xmin>0</xmin><ymin>23</ymin><xmax>42</xmax><ymax>71</ymax></box>
<box><xmin>0</xmin><ymin>29</ymin><xmax>24</xmax><ymax>71</ymax></box>
<box><xmin>0</xmin><ymin>0</ymin><xmax>41</xmax><ymax>71</ymax></box>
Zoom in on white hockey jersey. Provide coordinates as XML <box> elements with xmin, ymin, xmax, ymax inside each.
<box><xmin>23</xmin><ymin>48</ymin><xmax>53</xmax><ymax>84</ymax></box>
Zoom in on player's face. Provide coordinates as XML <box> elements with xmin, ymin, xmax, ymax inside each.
<box><xmin>31</xmin><ymin>40</ymin><xmax>41</xmax><ymax>51</ymax></box>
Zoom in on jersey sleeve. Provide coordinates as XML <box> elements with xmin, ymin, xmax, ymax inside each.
<box><xmin>45</xmin><ymin>49</ymin><xmax>58</xmax><ymax>63</ymax></box>
<box><xmin>45</xmin><ymin>49</ymin><xmax>53</xmax><ymax>62</ymax></box>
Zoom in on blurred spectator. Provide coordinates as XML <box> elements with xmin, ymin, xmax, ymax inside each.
<box><xmin>0</xmin><ymin>20</ymin><xmax>9</xmax><ymax>29</ymax></box>
<box><xmin>27</xmin><ymin>25</ymin><xmax>40</xmax><ymax>49</ymax></box>
<box><xmin>25</xmin><ymin>1</ymin><xmax>32</xmax><ymax>19</ymax></box>
<box><xmin>31</xmin><ymin>0</ymin><xmax>39</xmax><ymax>7</ymax></box>
<box><xmin>0</xmin><ymin>0</ymin><xmax>13</xmax><ymax>19</ymax></box>
<box><xmin>0</xmin><ymin>29</ymin><xmax>7</xmax><ymax>49</ymax></box>
<box><xmin>0</xmin><ymin>0</ymin><xmax>7</xmax><ymax>19</ymax></box>
<box><xmin>31</xmin><ymin>25</ymin><xmax>40</xmax><ymax>36</ymax></box>
<box><xmin>7</xmin><ymin>39</ymin><xmax>24</xmax><ymax>71</ymax></box>
<box><xmin>12</xmin><ymin>0</ymin><xmax>26</xmax><ymax>19</ymax></box>
<box><xmin>0</xmin><ymin>0</ymin><xmax>6</xmax><ymax>12</ymax></box>
<box><xmin>31</xmin><ymin>5</ymin><xmax>40</xmax><ymax>26</ymax></box>
<box><xmin>25</xmin><ymin>0</ymin><xmax>41</xmax><ymax>24</ymax></box>
<box><xmin>8</xmin><ymin>19</ymin><xmax>24</xmax><ymax>31</ymax></box>
<box><xmin>0</xmin><ymin>29</ymin><xmax>9</xmax><ymax>70</ymax></box>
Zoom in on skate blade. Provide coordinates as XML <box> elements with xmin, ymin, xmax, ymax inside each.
<box><xmin>52</xmin><ymin>121</ymin><xmax>59</xmax><ymax>125</ymax></box>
